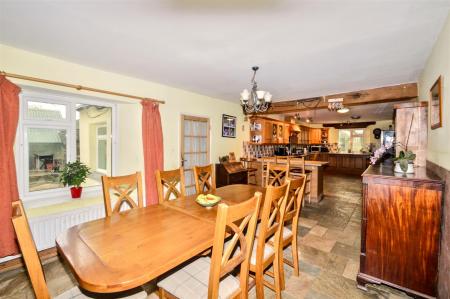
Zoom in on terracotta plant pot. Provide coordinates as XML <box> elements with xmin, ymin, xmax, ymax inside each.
<box><xmin>70</xmin><ymin>186</ymin><xmax>83</xmax><ymax>199</ymax></box>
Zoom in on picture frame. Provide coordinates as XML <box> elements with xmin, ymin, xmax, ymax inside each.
<box><xmin>222</xmin><ymin>114</ymin><xmax>236</xmax><ymax>138</ymax></box>
<box><xmin>430</xmin><ymin>76</ymin><xmax>443</xmax><ymax>129</ymax></box>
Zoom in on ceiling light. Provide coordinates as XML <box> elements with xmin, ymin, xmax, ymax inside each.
<box><xmin>351</xmin><ymin>115</ymin><xmax>361</xmax><ymax>119</ymax></box>
<box><xmin>337</xmin><ymin>107</ymin><xmax>349</xmax><ymax>113</ymax></box>
<box><xmin>306</xmin><ymin>117</ymin><xmax>312</xmax><ymax>123</ymax></box>
<box><xmin>240</xmin><ymin>66</ymin><xmax>271</xmax><ymax>114</ymax></box>
<box><xmin>327</xmin><ymin>98</ymin><xmax>344</xmax><ymax>111</ymax></box>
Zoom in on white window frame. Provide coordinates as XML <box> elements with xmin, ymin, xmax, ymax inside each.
<box><xmin>96</xmin><ymin>125</ymin><xmax>108</xmax><ymax>174</ymax></box>
<box><xmin>17</xmin><ymin>86</ymin><xmax>118</xmax><ymax>203</ymax></box>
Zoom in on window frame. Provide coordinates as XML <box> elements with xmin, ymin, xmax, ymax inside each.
<box><xmin>17</xmin><ymin>87</ymin><xmax>118</xmax><ymax>203</ymax></box>
<box><xmin>338</xmin><ymin>129</ymin><xmax>365</xmax><ymax>153</ymax></box>
<box><xmin>95</xmin><ymin>124</ymin><xmax>108</xmax><ymax>174</ymax></box>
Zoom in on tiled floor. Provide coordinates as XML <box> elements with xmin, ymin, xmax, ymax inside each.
<box><xmin>0</xmin><ymin>173</ymin><xmax>411</xmax><ymax>299</ymax></box>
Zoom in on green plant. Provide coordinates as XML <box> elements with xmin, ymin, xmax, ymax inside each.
<box><xmin>393</xmin><ymin>150</ymin><xmax>416</xmax><ymax>172</ymax></box>
<box><xmin>59</xmin><ymin>161</ymin><xmax>91</xmax><ymax>187</ymax></box>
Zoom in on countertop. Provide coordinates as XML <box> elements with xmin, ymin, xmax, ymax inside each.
<box><xmin>362</xmin><ymin>164</ymin><xmax>443</xmax><ymax>183</ymax></box>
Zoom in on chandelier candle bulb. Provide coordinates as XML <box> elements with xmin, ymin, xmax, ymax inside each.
<box><xmin>240</xmin><ymin>66</ymin><xmax>272</xmax><ymax>114</ymax></box>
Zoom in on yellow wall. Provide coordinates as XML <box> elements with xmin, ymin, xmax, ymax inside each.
<box><xmin>0</xmin><ymin>44</ymin><xmax>245</xmax><ymax>177</ymax></box>
<box><xmin>418</xmin><ymin>14</ymin><xmax>450</xmax><ymax>170</ymax></box>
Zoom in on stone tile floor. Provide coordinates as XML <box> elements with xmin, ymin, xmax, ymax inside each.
<box><xmin>0</xmin><ymin>173</ymin><xmax>411</xmax><ymax>299</ymax></box>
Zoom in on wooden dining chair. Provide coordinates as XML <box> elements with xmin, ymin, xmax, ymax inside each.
<box><xmin>265</xmin><ymin>162</ymin><xmax>289</xmax><ymax>187</ymax></box>
<box><xmin>11</xmin><ymin>200</ymin><xmax>147</xmax><ymax>299</ymax></box>
<box><xmin>193</xmin><ymin>164</ymin><xmax>216</xmax><ymax>194</ymax></box>
<box><xmin>289</xmin><ymin>157</ymin><xmax>311</xmax><ymax>203</ymax></box>
<box><xmin>155</xmin><ymin>167</ymin><xmax>186</xmax><ymax>204</ymax></box>
<box><xmin>249</xmin><ymin>181</ymin><xmax>290</xmax><ymax>299</ymax></box>
<box><xmin>276</xmin><ymin>176</ymin><xmax>307</xmax><ymax>290</ymax></box>
<box><xmin>101</xmin><ymin>172</ymin><xmax>143</xmax><ymax>217</ymax></box>
<box><xmin>261</xmin><ymin>157</ymin><xmax>276</xmax><ymax>186</ymax></box>
<box><xmin>157</xmin><ymin>192</ymin><xmax>262</xmax><ymax>299</ymax></box>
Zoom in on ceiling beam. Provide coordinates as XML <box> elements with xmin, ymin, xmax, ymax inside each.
<box><xmin>323</xmin><ymin>121</ymin><xmax>376</xmax><ymax>129</ymax></box>
<box><xmin>258</xmin><ymin>83</ymin><xmax>417</xmax><ymax>115</ymax></box>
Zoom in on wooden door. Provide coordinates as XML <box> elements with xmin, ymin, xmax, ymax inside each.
<box><xmin>181</xmin><ymin>115</ymin><xmax>210</xmax><ymax>195</ymax></box>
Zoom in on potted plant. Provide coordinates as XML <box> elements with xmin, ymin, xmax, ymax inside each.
<box><xmin>59</xmin><ymin>161</ymin><xmax>91</xmax><ymax>198</ymax></box>
<box><xmin>393</xmin><ymin>150</ymin><xmax>416</xmax><ymax>174</ymax></box>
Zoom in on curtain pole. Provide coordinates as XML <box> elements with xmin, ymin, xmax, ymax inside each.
<box><xmin>0</xmin><ymin>71</ymin><xmax>165</xmax><ymax>104</ymax></box>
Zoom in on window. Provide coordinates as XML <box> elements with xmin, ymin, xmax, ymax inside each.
<box><xmin>19</xmin><ymin>88</ymin><xmax>116</xmax><ymax>200</ymax></box>
<box><xmin>338</xmin><ymin>129</ymin><xmax>364</xmax><ymax>153</ymax></box>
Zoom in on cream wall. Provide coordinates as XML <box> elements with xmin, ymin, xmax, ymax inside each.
<box><xmin>0</xmin><ymin>44</ymin><xmax>245</xmax><ymax>177</ymax></box>
<box><xmin>418</xmin><ymin>14</ymin><xmax>450</xmax><ymax>170</ymax></box>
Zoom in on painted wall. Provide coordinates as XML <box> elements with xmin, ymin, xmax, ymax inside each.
<box><xmin>418</xmin><ymin>13</ymin><xmax>450</xmax><ymax>299</ymax></box>
<box><xmin>419</xmin><ymin>14</ymin><xmax>450</xmax><ymax>171</ymax></box>
<box><xmin>1</xmin><ymin>44</ymin><xmax>245</xmax><ymax>179</ymax></box>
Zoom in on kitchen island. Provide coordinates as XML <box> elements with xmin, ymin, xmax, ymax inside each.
<box><xmin>307</xmin><ymin>152</ymin><xmax>371</xmax><ymax>175</ymax></box>
<box><xmin>246</xmin><ymin>157</ymin><xmax>328</xmax><ymax>203</ymax></box>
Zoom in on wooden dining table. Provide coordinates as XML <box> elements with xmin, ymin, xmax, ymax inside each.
<box><xmin>56</xmin><ymin>184</ymin><xmax>264</xmax><ymax>294</ymax></box>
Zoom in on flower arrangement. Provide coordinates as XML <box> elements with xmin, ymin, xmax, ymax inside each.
<box><xmin>393</xmin><ymin>150</ymin><xmax>416</xmax><ymax>172</ymax></box>
<box><xmin>370</xmin><ymin>145</ymin><xmax>392</xmax><ymax>165</ymax></box>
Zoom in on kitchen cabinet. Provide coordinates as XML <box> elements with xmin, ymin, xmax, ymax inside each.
<box><xmin>310</xmin><ymin>128</ymin><xmax>322</xmax><ymax>144</ymax></box>
<box><xmin>250</xmin><ymin>116</ymin><xmax>291</xmax><ymax>144</ymax></box>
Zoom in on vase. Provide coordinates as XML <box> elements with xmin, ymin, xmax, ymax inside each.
<box><xmin>70</xmin><ymin>186</ymin><xmax>83</xmax><ymax>198</ymax></box>
<box><xmin>394</xmin><ymin>162</ymin><xmax>414</xmax><ymax>174</ymax></box>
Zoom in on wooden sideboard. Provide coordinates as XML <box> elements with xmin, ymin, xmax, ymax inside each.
<box><xmin>358</xmin><ymin>165</ymin><xmax>443</xmax><ymax>298</ymax></box>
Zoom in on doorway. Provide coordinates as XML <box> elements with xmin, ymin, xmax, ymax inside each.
<box><xmin>180</xmin><ymin>115</ymin><xmax>210</xmax><ymax>195</ymax></box>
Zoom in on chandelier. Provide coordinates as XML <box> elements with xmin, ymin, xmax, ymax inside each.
<box><xmin>240</xmin><ymin>66</ymin><xmax>272</xmax><ymax>114</ymax></box>
<box><xmin>327</xmin><ymin>98</ymin><xmax>349</xmax><ymax>113</ymax></box>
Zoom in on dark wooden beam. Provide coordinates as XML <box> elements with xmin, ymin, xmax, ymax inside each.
<box><xmin>259</xmin><ymin>83</ymin><xmax>418</xmax><ymax>115</ymax></box>
<box><xmin>323</xmin><ymin>121</ymin><xmax>376</xmax><ymax>129</ymax></box>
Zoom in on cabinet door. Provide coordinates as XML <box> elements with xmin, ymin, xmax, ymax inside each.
<box><xmin>283</xmin><ymin>124</ymin><xmax>290</xmax><ymax>143</ymax></box>
<box><xmin>263</xmin><ymin>121</ymin><xmax>272</xmax><ymax>143</ymax></box>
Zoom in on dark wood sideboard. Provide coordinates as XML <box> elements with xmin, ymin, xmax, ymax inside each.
<box><xmin>215</xmin><ymin>162</ymin><xmax>248</xmax><ymax>188</ymax></box>
<box><xmin>358</xmin><ymin>165</ymin><xmax>443</xmax><ymax>298</ymax></box>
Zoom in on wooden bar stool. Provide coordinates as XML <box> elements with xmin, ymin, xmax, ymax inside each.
<box><xmin>240</xmin><ymin>157</ymin><xmax>258</xmax><ymax>185</ymax></box>
<box><xmin>261</xmin><ymin>157</ymin><xmax>276</xmax><ymax>186</ymax></box>
<box><xmin>289</xmin><ymin>157</ymin><xmax>312</xmax><ymax>203</ymax></box>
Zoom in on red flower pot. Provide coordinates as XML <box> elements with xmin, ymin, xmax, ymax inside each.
<box><xmin>70</xmin><ymin>187</ymin><xmax>83</xmax><ymax>199</ymax></box>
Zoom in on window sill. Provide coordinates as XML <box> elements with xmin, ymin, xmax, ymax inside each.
<box><xmin>24</xmin><ymin>196</ymin><xmax>104</xmax><ymax>218</ymax></box>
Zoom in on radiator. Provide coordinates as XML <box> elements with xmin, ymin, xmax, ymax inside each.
<box><xmin>28</xmin><ymin>203</ymin><xmax>105</xmax><ymax>251</ymax></box>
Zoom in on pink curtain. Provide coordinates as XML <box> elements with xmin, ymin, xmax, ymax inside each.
<box><xmin>141</xmin><ymin>101</ymin><xmax>164</xmax><ymax>206</ymax></box>
<box><xmin>0</xmin><ymin>76</ymin><xmax>20</xmax><ymax>257</ymax></box>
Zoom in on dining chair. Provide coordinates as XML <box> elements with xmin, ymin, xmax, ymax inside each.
<box><xmin>289</xmin><ymin>157</ymin><xmax>311</xmax><ymax>203</ymax></box>
<box><xmin>261</xmin><ymin>157</ymin><xmax>276</xmax><ymax>186</ymax></box>
<box><xmin>193</xmin><ymin>164</ymin><xmax>216</xmax><ymax>194</ymax></box>
<box><xmin>11</xmin><ymin>200</ymin><xmax>147</xmax><ymax>299</ymax></box>
<box><xmin>265</xmin><ymin>162</ymin><xmax>289</xmax><ymax>187</ymax></box>
<box><xmin>250</xmin><ymin>181</ymin><xmax>290</xmax><ymax>299</ymax></box>
<box><xmin>157</xmin><ymin>192</ymin><xmax>262</xmax><ymax>299</ymax></box>
<box><xmin>101</xmin><ymin>172</ymin><xmax>143</xmax><ymax>217</ymax></box>
<box><xmin>276</xmin><ymin>176</ymin><xmax>306</xmax><ymax>290</ymax></box>
<box><xmin>155</xmin><ymin>167</ymin><xmax>186</xmax><ymax>204</ymax></box>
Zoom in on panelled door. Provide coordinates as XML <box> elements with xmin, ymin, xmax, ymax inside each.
<box><xmin>180</xmin><ymin>115</ymin><xmax>210</xmax><ymax>195</ymax></box>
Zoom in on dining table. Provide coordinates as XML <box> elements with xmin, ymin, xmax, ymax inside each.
<box><xmin>55</xmin><ymin>184</ymin><xmax>264</xmax><ymax>294</ymax></box>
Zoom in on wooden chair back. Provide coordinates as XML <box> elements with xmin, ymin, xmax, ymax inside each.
<box><xmin>289</xmin><ymin>156</ymin><xmax>306</xmax><ymax>174</ymax></box>
<box><xmin>208</xmin><ymin>193</ymin><xmax>262</xmax><ymax>299</ymax></box>
<box><xmin>265</xmin><ymin>162</ymin><xmax>290</xmax><ymax>187</ymax></box>
<box><xmin>101</xmin><ymin>172</ymin><xmax>144</xmax><ymax>217</ymax></box>
<box><xmin>155</xmin><ymin>168</ymin><xmax>186</xmax><ymax>204</ymax></box>
<box><xmin>284</xmin><ymin>176</ymin><xmax>307</xmax><ymax>226</ymax></box>
<box><xmin>228</xmin><ymin>152</ymin><xmax>237</xmax><ymax>162</ymax></box>
<box><xmin>11</xmin><ymin>200</ymin><xmax>51</xmax><ymax>299</ymax></box>
<box><xmin>193</xmin><ymin>164</ymin><xmax>216</xmax><ymax>194</ymax></box>
<box><xmin>255</xmin><ymin>182</ymin><xmax>290</xmax><ymax>262</ymax></box>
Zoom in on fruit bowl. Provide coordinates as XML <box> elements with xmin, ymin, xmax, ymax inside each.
<box><xmin>195</xmin><ymin>194</ymin><xmax>222</xmax><ymax>207</ymax></box>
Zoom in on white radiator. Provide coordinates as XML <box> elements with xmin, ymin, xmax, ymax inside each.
<box><xmin>28</xmin><ymin>203</ymin><xmax>105</xmax><ymax>251</ymax></box>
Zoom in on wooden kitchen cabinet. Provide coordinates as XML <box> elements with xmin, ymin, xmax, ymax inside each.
<box><xmin>359</xmin><ymin>165</ymin><xmax>443</xmax><ymax>298</ymax></box>
<box><xmin>250</xmin><ymin>116</ymin><xmax>291</xmax><ymax>144</ymax></box>
<box><xmin>283</xmin><ymin>124</ymin><xmax>290</xmax><ymax>143</ymax></box>
<box><xmin>310</xmin><ymin>128</ymin><xmax>322</xmax><ymax>144</ymax></box>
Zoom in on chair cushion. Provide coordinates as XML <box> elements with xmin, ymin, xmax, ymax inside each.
<box><xmin>54</xmin><ymin>286</ymin><xmax>147</xmax><ymax>299</ymax></box>
<box><xmin>269</xmin><ymin>227</ymin><xmax>293</xmax><ymax>242</ymax></box>
<box><xmin>250</xmin><ymin>241</ymin><xmax>275</xmax><ymax>266</ymax></box>
<box><xmin>157</xmin><ymin>257</ymin><xmax>240</xmax><ymax>299</ymax></box>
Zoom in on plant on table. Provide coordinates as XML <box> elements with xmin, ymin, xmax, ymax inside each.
<box><xmin>394</xmin><ymin>149</ymin><xmax>416</xmax><ymax>173</ymax></box>
<box><xmin>59</xmin><ymin>161</ymin><xmax>91</xmax><ymax>198</ymax></box>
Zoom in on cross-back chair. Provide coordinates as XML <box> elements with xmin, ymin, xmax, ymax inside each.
<box><xmin>101</xmin><ymin>172</ymin><xmax>143</xmax><ymax>217</ymax></box>
<box><xmin>158</xmin><ymin>192</ymin><xmax>262</xmax><ymax>299</ymax></box>
<box><xmin>193</xmin><ymin>164</ymin><xmax>216</xmax><ymax>194</ymax></box>
<box><xmin>11</xmin><ymin>200</ymin><xmax>147</xmax><ymax>299</ymax></box>
<box><xmin>265</xmin><ymin>162</ymin><xmax>289</xmax><ymax>187</ymax></box>
<box><xmin>155</xmin><ymin>167</ymin><xmax>186</xmax><ymax>204</ymax></box>
<box><xmin>250</xmin><ymin>181</ymin><xmax>290</xmax><ymax>299</ymax></box>
<box><xmin>289</xmin><ymin>156</ymin><xmax>311</xmax><ymax>202</ymax></box>
<box><xmin>276</xmin><ymin>176</ymin><xmax>307</xmax><ymax>290</ymax></box>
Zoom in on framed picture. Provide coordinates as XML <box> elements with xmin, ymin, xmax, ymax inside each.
<box><xmin>222</xmin><ymin>114</ymin><xmax>236</xmax><ymax>138</ymax></box>
<box><xmin>430</xmin><ymin>76</ymin><xmax>443</xmax><ymax>129</ymax></box>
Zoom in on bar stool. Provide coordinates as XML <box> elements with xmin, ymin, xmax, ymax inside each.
<box><xmin>240</xmin><ymin>157</ymin><xmax>258</xmax><ymax>185</ymax></box>
<box><xmin>289</xmin><ymin>156</ymin><xmax>312</xmax><ymax>203</ymax></box>
<box><xmin>261</xmin><ymin>156</ymin><xmax>276</xmax><ymax>186</ymax></box>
